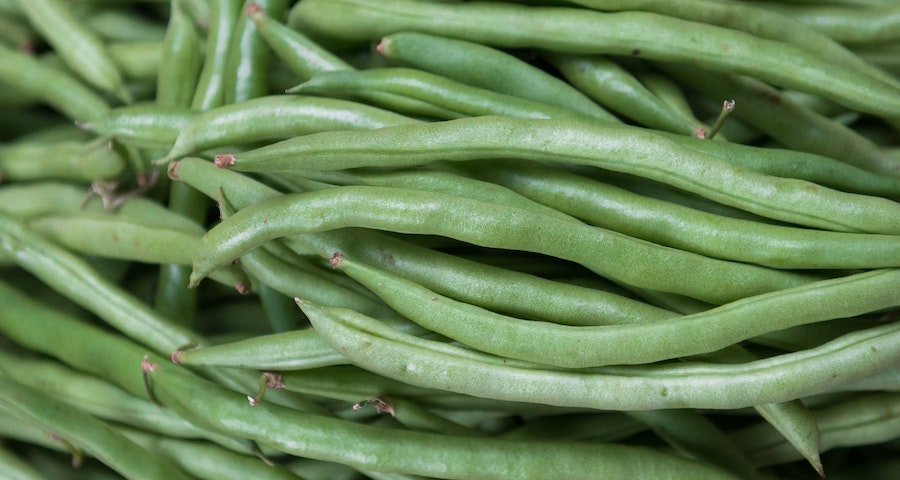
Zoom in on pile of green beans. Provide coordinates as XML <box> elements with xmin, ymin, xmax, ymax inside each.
<box><xmin>1</xmin><ymin>0</ymin><xmax>898</xmax><ymax>479</ymax></box>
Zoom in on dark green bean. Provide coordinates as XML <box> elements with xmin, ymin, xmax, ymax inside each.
<box><xmin>288</xmin><ymin>0</ymin><xmax>900</xmax><ymax>121</ymax></box>
<box><xmin>289</xmin><ymin>68</ymin><xmax>611</xmax><ymax>123</ymax></box>
<box><xmin>156</xmin><ymin>2</ymin><xmax>203</xmax><ymax>108</ymax></box>
<box><xmin>377</xmin><ymin>31</ymin><xmax>617</xmax><ymax>122</ymax></box>
<box><xmin>191</xmin><ymin>0</ymin><xmax>242</xmax><ymax>110</ymax></box>
<box><xmin>217</xmin><ymin>116</ymin><xmax>900</xmax><ymax>234</ymax></box>
<box><xmin>224</xmin><ymin>0</ymin><xmax>289</xmax><ymax>103</ymax></box>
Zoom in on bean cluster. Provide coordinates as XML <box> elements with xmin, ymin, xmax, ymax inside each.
<box><xmin>1</xmin><ymin>1</ymin><xmax>899</xmax><ymax>479</ymax></box>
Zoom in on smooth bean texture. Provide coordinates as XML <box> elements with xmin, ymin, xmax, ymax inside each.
<box><xmin>218</xmin><ymin>117</ymin><xmax>900</xmax><ymax>234</ymax></box>
<box><xmin>192</xmin><ymin>186</ymin><xmax>816</xmax><ymax>304</ymax></box>
<box><xmin>77</xmin><ymin>103</ymin><xmax>196</xmax><ymax>149</ymax></box>
<box><xmin>300</xmin><ymin>290</ymin><xmax>900</xmax><ymax>410</ymax></box>
<box><xmin>288</xmin><ymin>0</ymin><xmax>900</xmax><ymax>121</ymax></box>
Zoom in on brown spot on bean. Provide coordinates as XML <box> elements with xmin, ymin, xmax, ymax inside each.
<box><xmin>631</xmin><ymin>48</ymin><xmax>641</xmax><ymax>56</ymax></box>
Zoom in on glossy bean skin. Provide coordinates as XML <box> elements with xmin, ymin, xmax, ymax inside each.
<box><xmin>106</xmin><ymin>41</ymin><xmax>163</xmax><ymax>80</ymax></box>
<box><xmin>158</xmin><ymin>95</ymin><xmax>417</xmax><ymax>163</ymax></box>
<box><xmin>156</xmin><ymin>2</ymin><xmax>203</xmax><ymax>109</ymax></box>
<box><xmin>545</xmin><ymin>53</ymin><xmax>701</xmax><ymax>135</ymax></box>
<box><xmin>77</xmin><ymin>103</ymin><xmax>196</xmax><ymax>149</ymax></box>
<box><xmin>223</xmin><ymin>0</ymin><xmax>289</xmax><ymax>103</ymax></box>
<box><xmin>219</xmin><ymin>116</ymin><xmax>900</xmax><ymax>234</ymax></box>
<box><xmin>0</xmin><ymin>43</ymin><xmax>109</xmax><ymax>121</ymax></box>
<box><xmin>248</xmin><ymin>2</ymin><xmax>353</xmax><ymax>80</ymax></box>
<box><xmin>288</xmin><ymin>0</ymin><xmax>900</xmax><ymax>121</ymax></box>
<box><xmin>0</xmin><ymin>377</ymin><xmax>193</xmax><ymax>480</ymax></box>
<box><xmin>762</xmin><ymin>3</ymin><xmax>900</xmax><ymax>45</ymax></box>
<box><xmin>290</xmin><ymin>68</ymin><xmax>608</xmax><ymax>123</ymax></box>
<box><xmin>191</xmin><ymin>0</ymin><xmax>242</xmax><ymax>110</ymax></box>
<box><xmin>377</xmin><ymin>32</ymin><xmax>617</xmax><ymax>122</ymax></box>
<box><xmin>169</xmin><ymin>157</ymin><xmax>679</xmax><ymax>326</ymax></box>
<box><xmin>192</xmin><ymin>186</ymin><xmax>816</xmax><ymax>304</ymax></box>
<box><xmin>455</xmin><ymin>160</ymin><xmax>900</xmax><ymax>269</ymax></box>
<box><xmin>0</xmin><ymin>139</ymin><xmax>125</xmax><ymax>182</ymax></box>
<box><xmin>332</xmin><ymin>255</ymin><xmax>895</xmax><ymax>368</ymax></box>
<box><xmin>299</xmin><ymin>284</ymin><xmax>900</xmax><ymax>410</ymax></box>
<box><xmin>145</xmin><ymin>363</ymin><xmax>742</xmax><ymax>480</ymax></box>
<box><xmin>15</xmin><ymin>0</ymin><xmax>130</xmax><ymax>101</ymax></box>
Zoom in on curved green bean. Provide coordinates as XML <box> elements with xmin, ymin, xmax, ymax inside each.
<box><xmin>288</xmin><ymin>0</ymin><xmax>900</xmax><ymax>121</ymax></box>
<box><xmin>333</xmin><ymin>255</ymin><xmax>896</xmax><ymax>368</ymax></box>
<box><xmin>218</xmin><ymin>116</ymin><xmax>900</xmax><ymax>234</ymax></box>
<box><xmin>192</xmin><ymin>186</ymin><xmax>816</xmax><ymax>304</ymax></box>
<box><xmin>157</xmin><ymin>95</ymin><xmax>417</xmax><ymax>164</ymax></box>
<box><xmin>377</xmin><ymin>32</ymin><xmax>617</xmax><ymax>122</ymax></box>
<box><xmin>300</xmin><ymin>288</ymin><xmax>900</xmax><ymax>410</ymax></box>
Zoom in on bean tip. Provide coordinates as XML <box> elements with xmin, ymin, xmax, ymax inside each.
<box><xmin>329</xmin><ymin>252</ymin><xmax>343</xmax><ymax>267</ymax></box>
<box><xmin>245</xmin><ymin>2</ymin><xmax>264</xmax><ymax>18</ymax></box>
<box><xmin>235</xmin><ymin>280</ymin><xmax>252</xmax><ymax>295</ymax></box>
<box><xmin>375</xmin><ymin>39</ymin><xmax>388</xmax><ymax>56</ymax></box>
<box><xmin>214</xmin><ymin>154</ymin><xmax>236</xmax><ymax>169</ymax></box>
<box><xmin>167</xmin><ymin>161</ymin><xmax>180</xmax><ymax>180</ymax></box>
<box><xmin>170</xmin><ymin>349</ymin><xmax>183</xmax><ymax>364</ymax></box>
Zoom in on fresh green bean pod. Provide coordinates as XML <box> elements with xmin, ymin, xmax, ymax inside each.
<box><xmin>76</xmin><ymin>103</ymin><xmax>196</xmax><ymax>149</ymax></box>
<box><xmin>0</xmin><ymin>377</ymin><xmax>192</xmax><ymax>480</ymax></box>
<box><xmin>288</xmin><ymin>68</ymin><xmax>608</xmax><ymax>123</ymax></box>
<box><xmin>218</xmin><ymin>117</ymin><xmax>900</xmax><ymax>234</ymax></box>
<box><xmin>564</xmin><ymin>0</ymin><xmax>900</xmax><ymax>89</ymax></box>
<box><xmin>193</xmin><ymin>185</ymin><xmax>817</xmax><ymax>304</ymax></box>
<box><xmin>459</xmin><ymin>160</ymin><xmax>900</xmax><ymax>269</ymax></box>
<box><xmin>0</xmin><ymin>213</ymin><xmax>198</xmax><ymax>354</ymax></box>
<box><xmin>300</xmin><ymin>285</ymin><xmax>900</xmax><ymax>410</ymax></box>
<box><xmin>377</xmin><ymin>32</ymin><xmax>617</xmax><ymax>122</ymax></box>
<box><xmin>288</xmin><ymin>0</ymin><xmax>900</xmax><ymax>121</ymax></box>
<box><xmin>224</xmin><ymin>0</ymin><xmax>289</xmax><ymax>103</ymax></box>
<box><xmin>0</xmin><ymin>44</ymin><xmax>109</xmax><ymax>121</ymax></box>
<box><xmin>661</xmin><ymin>64</ymin><xmax>900</xmax><ymax>178</ymax></box>
<box><xmin>545</xmin><ymin>53</ymin><xmax>701</xmax><ymax>135</ymax></box>
<box><xmin>332</xmin><ymin>256</ymin><xmax>894</xmax><ymax>368</ymax></box>
<box><xmin>192</xmin><ymin>0</ymin><xmax>242</xmax><ymax>110</ymax></box>
<box><xmin>352</xmin><ymin>396</ymin><xmax>483</xmax><ymax>438</ymax></box>
<box><xmin>145</xmin><ymin>362</ymin><xmax>742</xmax><ymax>479</ymax></box>
<box><xmin>0</xmin><ymin>139</ymin><xmax>125</xmax><ymax>182</ymax></box>
<box><xmin>0</xmin><ymin>444</ymin><xmax>47</xmax><ymax>480</ymax></box>
<box><xmin>157</xmin><ymin>1</ymin><xmax>203</xmax><ymax>108</ymax></box>
<box><xmin>248</xmin><ymin>2</ymin><xmax>353</xmax><ymax>80</ymax></box>
<box><xmin>759</xmin><ymin>3</ymin><xmax>900</xmax><ymax>45</ymax></box>
<box><xmin>14</xmin><ymin>0</ymin><xmax>130</xmax><ymax>102</ymax></box>
<box><xmin>169</xmin><ymin>156</ymin><xmax>678</xmax><ymax>326</ymax></box>
<box><xmin>158</xmin><ymin>95</ymin><xmax>417</xmax><ymax>163</ymax></box>
<box><xmin>732</xmin><ymin>393</ymin><xmax>900</xmax><ymax>468</ymax></box>
<box><xmin>499</xmin><ymin>412</ymin><xmax>646</xmax><ymax>442</ymax></box>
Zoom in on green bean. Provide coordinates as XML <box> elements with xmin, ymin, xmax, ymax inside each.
<box><xmin>0</xmin><ymin>11</ymin><xmax>34</xmax><ymax>50</ymax></box>
<box><xmin>224</xmin><ymin>0</ymin><xmax>289</xmax><ymax>103</ymax></box>
<box><xmin>0</xmin><ymin>139</ymin><xmax>125</xmax><ymax>182</ymax></box>
<box><xmin>545</xmin><ymin>53</ymin><xmax>701</xmax><ymax>135</ymax></box>
<box><xmin>0</xmin><ymin>44</ymin><xmax>109</xmax><ymax>121</ymax></box>
<box><xmin>193</xmin><ymin>185</ymin><xmax>816</xmax><ymax>304</ymax></box>
<box><xmin>352</xmin><ymin>396</ymin><xmax>483</xmax><ymax>437</ymax></box>
<box><xmin>191</xmin><ymin>0</ymin><xmax>241</xmax><ymax>110</ymax></box>
<box><xmin>15</xmin><ymin>0</ymin><xmax>130</xmax><ymax>102</ymax></box>
<box><xmin>288</xmin><ymin>0</ymin><xmax>900</xmax><ymax>121</ymax></box>
<box><xmin>759</xmin><ymin>3</ymin><xmax>900</xmax><ymax>45</ymax></box>
<box><xmin>144</xmin><ymin>361</ymin><xmax>742</xmax><ymax>480</ymax></box>
<box><xmin>660</xmin><ymin>64</ymin><xmax>900</xmax><ymax>178</ymax></box>
<box><xmin>732</xmin><ymin>393</ymin><xmax>900</xmax><ymax>468</ymax></box>
<box><xmin>79</xmin><ymin>7</ymin><xmax>167</xmax><ymax>42</ymax></box>
<box><xmin>500</xmin><ymin>412</ymin><xmax>646</xmax><ymax>442</ymax></box>
<box><xmin>0</xmin><ymin>377</ymin><xmax>193</xmax><ymax>480</ymax></box>
<box><xmin>300</xmin><ymin>288</ymin><xmax>900</xmax><ymax>410</ymax></box>
<box><xmin>104</xmin><ymin>41</ymin><xmax>164</xmax><ymax>81</ymax></box>
<box><xmin>564</xmin><ymin>0</ymin><xmax>900</xmax><ymax>89</ymax></box>
<box><xmin>156</xmin><ymin>1</ymin><xmax>203</xmax><ymax>108</ymax></box>
<box><xmin>377</xmin><ymin>31</ymin><xmax>617</xmax><ymax>122</ymax></box>
<box><xmin>256</xmin><ymin>282</ymin><xmax>304</xmax><ymax>332</ymax></box>
<box><xmin>626</xmin><ymin>409</ymin><xmax>765</xmax><ymax>480</ymax></box>
<box><xmin>218</xmin><ymin>116</ymin><xmax>900</xmax><ymax>233</ymax></box>
<box><xmin>76</xmin><ymin>103</ymin><xmax>196</xmax><ymax>149</ymax></box>
<box><xmin>458</xmin><ymin>160</ymin><xmax>900</xmax><ymax>269</ymax></box>
<box><xmin>332</xmin><ymin>255</ymin><xmax>895</xmax><ymax>368</ymax></box>
<box><xmin>247</xmin><ymin>2</ymin><xmax>353</xmax><ymax>81</ymax></box>
<box><xmin>169</xmin><ymin>156</ymin><xmax>679</xmax><ymax>325</ymax></box>
<box><xmin>157</xmin><ymin>95</ymin><xmax>417</xmax><ymax>164</ymax></box>
<box><xmin>0</xmin><ymin>213</ymin><xmax>197</xmax><ymax>353</ymax></box>
<box><xmin>288</xmin><ymin>68</ymin><xmax>609</xmax><ymax>123</ymax></box>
